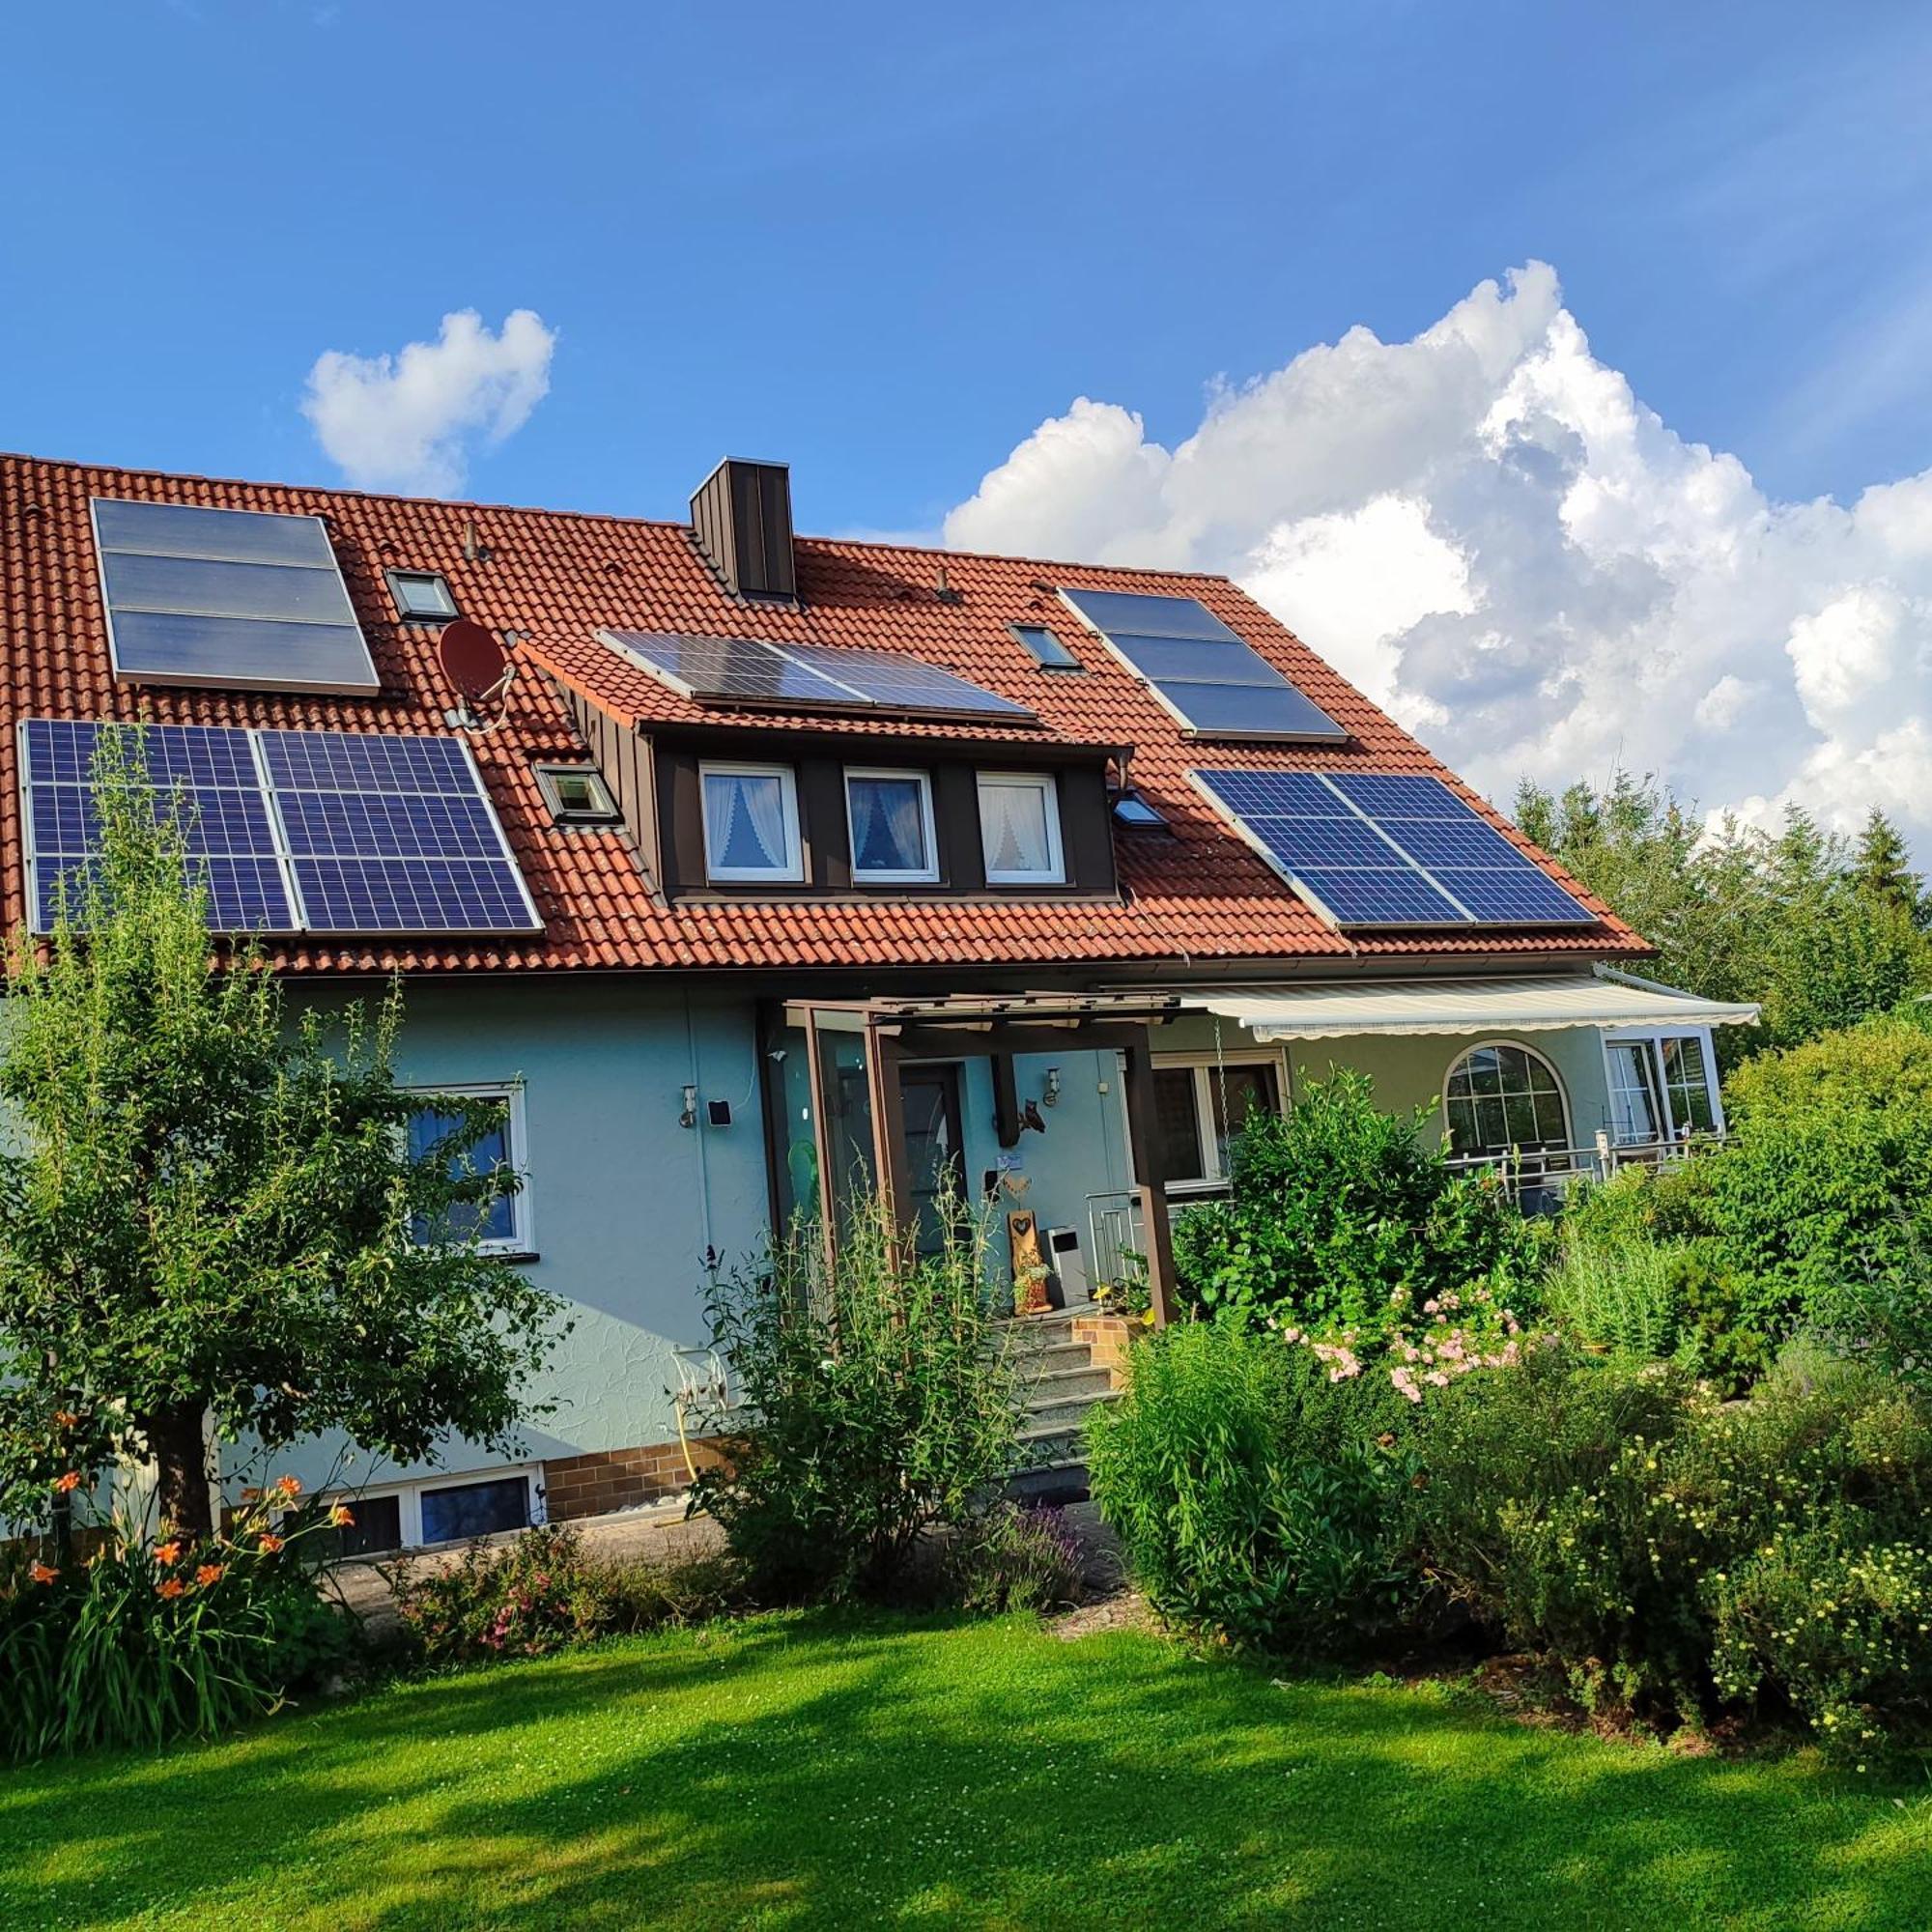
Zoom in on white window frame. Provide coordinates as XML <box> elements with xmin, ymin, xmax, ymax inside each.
<box><xmin>320</xmin><ymin>1461</ymin><xmax>544</xmax><ymax>1555</ymax></box>
<box><xmin>699</xmin><ymin>760</ymin><xmax>804</xmax><ymax>884</ymax></box>
<box><xmin>1151</xmin><ymin>1049</ymin><xmax>1287</xmax><ymax>1195</ymax></box>
<box><xmin>976</xmin><ymin>770</ymin><xmax>1065</xmax><ymax>886</ymax></box>
<box><xmin>534</xmin><ymin>762</ymin><xmax>621</xmax><ymax>826</ymax></box>
<box><xmin>406</xmin><ymin>1080</ymin><xmax>532</xmax><ymax>1256</ymax></box>
<box><xmin>1600</xmin><ymin>1026</ymin><xmax>1725</xmax><ymax>1144</ymax></box>
<box><xmin>843</xmin><ymin>766</ymin><xmax>939</xmax><ymax>884</ymax></box>
<box><xmin>1439</xmin><ymin>1038</ymin><xmax>1575</xmax><ymax>1157</ymax></box>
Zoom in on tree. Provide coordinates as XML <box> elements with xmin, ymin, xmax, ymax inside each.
<box><xmin>1517</xmin><ymin>770</ymin><xmax>1932</xmax><ymax>1062</ymax></box>
<box><xmin>1851</xmin><ymin>809</ymin><xmax>1926</xmax><ymax>925</ymax></box>
<box><xmin>0</xmin><ymin>729</ymin><xmax>568</xmax><ymax>1537</ymax></box>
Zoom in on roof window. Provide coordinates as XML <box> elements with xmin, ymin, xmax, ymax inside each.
<box><xmin>535</xmin><ymin>764</ymin><xmax>620</xmax><ymax>826</ymax></box>
<box><xmin>386</xmin><ymin>569</ymin><xmax>459</xmax><ymax>622</ymax></box>
<box><xmin>1009</xmin><ymin>622</ymin><xmax>1081</xmax><ymax>670</ymax></box>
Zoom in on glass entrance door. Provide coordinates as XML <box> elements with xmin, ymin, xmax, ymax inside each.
<box><xmin>897</xmin><ymin>1063</ymin><xmax>965</xmax><ymax>1257</ymax></box>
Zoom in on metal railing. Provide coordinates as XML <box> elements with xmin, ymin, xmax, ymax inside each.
<box><xmin>1446</xmin><ymin>1131</ymin><xmax>1721</xmax><ymax>1211</ymax></box>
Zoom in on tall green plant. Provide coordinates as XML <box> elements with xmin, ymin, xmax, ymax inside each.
<box><xmin>693</xmin><ymin>1194</ymin><xmax>1026</xmax><ymax>1601</ymax></box>
<box><xmin>1087</xmin><ymin>1323</ymin><xmax>1412</xmax><ymax>1650</ymax></box>
<box><xmin>0</xmin><ymin>726</ymin><xmax>568</xmax><ymax>1537</ymax></box>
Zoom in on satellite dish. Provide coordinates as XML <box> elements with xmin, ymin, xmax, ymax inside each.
<box><xmin>437</xmin><ymin>617</ymin><xmax>509</xmax><ymax>701</ymax></box>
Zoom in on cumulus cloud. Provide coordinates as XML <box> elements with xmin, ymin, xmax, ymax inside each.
<box><xmin>944</xmin><ymin>264</ymin><xmax>1932</xmax><ymax>854</ymax></box>
<box><xmin>302</xmin><ymin>308</ymin><xmax>555</xmax><ymax>496</ymax></box>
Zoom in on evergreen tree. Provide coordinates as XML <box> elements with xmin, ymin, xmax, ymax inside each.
<box><xmin>0</xmin><ymin>729</ymin><xmax>568</xmax><ymax>1536</ymax></box>
<box><xmin>1851</xmin><ymin>809</ymin><xmax>1925</xmax><ymax>923</ymax></box>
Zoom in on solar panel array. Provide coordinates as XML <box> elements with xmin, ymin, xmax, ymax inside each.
<box><xmin>91</xmin><ymin>497</ymin><xmax>381</xmax><ymax>695</ymax></box>
<box><xmin>20</xmin><ymin>720</ymin><xmax>540</xmax><ymax>937</ymax></box>
<box><xmin>1058</xmin><ymin>588</ymin><xmax>1347</xmax><ymax>743</ymax></box>
<box><xmin>1191</xmin><ymin>767</ymin><xmax>1598</xmax><ymax>930</ymax></box>
<box><xmin>600</xmin><ymin>630</ymin><xmax>1036</xmax><ymax>723</ymax></box>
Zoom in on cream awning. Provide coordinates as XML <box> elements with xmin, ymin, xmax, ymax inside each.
<box><xmin>1181</xmin><ymin>971</ymin><xmax>1760</xmax><ymax>1043</ymax></box>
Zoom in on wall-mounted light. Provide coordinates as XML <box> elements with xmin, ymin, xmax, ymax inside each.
<box><xmin>1042</xmin><ymin>1066</ymin><xmax>1062</xmax><ymax>1108</ymax></box>
<box><xmin>680</xmin><ymin>1083</ymin><xmax>698</xmax><ymax>1129</ymax></box>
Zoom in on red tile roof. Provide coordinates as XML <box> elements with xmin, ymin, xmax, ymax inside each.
<box><xmin>0</xmin><ymin>452</ymin><xmax>1646</xmax><ymax>977</ymax></box>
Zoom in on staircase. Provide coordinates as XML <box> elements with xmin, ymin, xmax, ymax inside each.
<box><xmin>1003</xmin><ymin>1308</ymin><xmax>1121</xmax><ymax>1501</ymax></box>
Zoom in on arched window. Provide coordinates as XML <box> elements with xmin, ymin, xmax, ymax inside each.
<box><xmin>1443</xmin><ymin>1042</ymin><xmax>1570</xmax><ymax>1157</ymax></box>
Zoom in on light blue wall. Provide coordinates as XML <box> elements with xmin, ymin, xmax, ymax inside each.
<box><xmin>252</xmin><ymin>979</ymin><xmax>770</xmax><ymax>1497</ymax></box>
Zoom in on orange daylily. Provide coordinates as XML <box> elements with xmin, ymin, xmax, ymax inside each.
<box><xmin>29</xmin><ymin>1561</ymin><xmax>58</xmax><ymax>1585</ymax></box>
<box><xmin>52</xmin><ymin>1471</ymin><xmax>81</xmax><ymax>1493</ymax></box>
<box><xmin>328</xmin><ymin>1503</ymin><xmax>355</xmax><ymax>1528</ymax></box>
<box><xmin>156</xmin><ymin>1577</ymin><xmax>185</xmax><ymax>1600</ymax></box>
<box><xmin>194</xmin><ymin>1563</ymin><xmax>224</xmax><ymax>1588</ymax></box>
<box><xmin>273</xmin><ymin>1475</ymin><xmax>302</xmax><ymax>1498</ymax></box>
<box><xmin>154</xmin><ymin>1541</ymin><xmax>182</xmax><ymax>1567</ymax></box>
<box><xmin>52</xmin><ymin>1409</ymin><xmax>78</xmax><ymax>1430</ymax></box>
<box><xmin>257</xmin><ymin>1533</ymin><xmax>285</xmax><ymax>1555</ymax></box>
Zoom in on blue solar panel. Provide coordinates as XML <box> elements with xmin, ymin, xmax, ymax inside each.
<box><xmin>20</xmin><ymin>720</ymin><xmax>539</xmax><ymax>938</ymax></box>
<box><xmin>258</xmin><ymin>729</ymin><xmax>539</xmax><ymax>935</ymax></box>
<box><xmin>1192</xmin><ymin>766</ymin><xmax>1597</xmax><ymax>930</ymax></box>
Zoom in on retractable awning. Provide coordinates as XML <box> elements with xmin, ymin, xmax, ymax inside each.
<box><xmin>1181</xmin><ymin>971</ymin><xmax>1760</xmax><ymax>1042</ymax></box>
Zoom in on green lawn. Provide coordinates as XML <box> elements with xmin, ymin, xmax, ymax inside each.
<box><xmin>2</xmin><ymin>1613</ymin><xmax>1928</xmax><ymax>1931</ymax></box>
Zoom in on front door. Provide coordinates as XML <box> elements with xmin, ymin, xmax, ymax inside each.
<box><xmin>898</xmin><ymin>1063</ymin><xmax>965</xmax><ymax>1257</ymax></box>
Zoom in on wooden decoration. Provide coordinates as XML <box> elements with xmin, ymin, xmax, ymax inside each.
<box><xmin>1008</xmin><ymin>1208</ymin><xmax>1050</xmax><ymax>1316</ymax></box>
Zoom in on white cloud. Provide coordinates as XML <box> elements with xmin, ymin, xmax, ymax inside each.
<box><xmin>301</xmin><ymin>308</ymin><xmax>555</xmax><ymax>496</ymax></box>
<box><xmin>942</xmin><ymin>264</ymin><xmax>1932</xmax><ymax>854</ymax></box>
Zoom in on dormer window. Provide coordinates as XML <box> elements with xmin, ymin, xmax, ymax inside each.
<box><xmin>845</xmin><ymin>768</ymin><xmax>938</xmax><ymax>884</ymax></box>
<box><xmin>977</xmin><ymin>771</ymin><xmax>1065</xmax><ymax>885</ymax></box>
<box><xmin>700</xmin><ymin>761</ymin><xmax>803</xmax><ymax>883</ymax></box>
<box><xmin>385</xmin><ymin>569</ymin><xmax>458</xmax><ymax>622</ymax></box>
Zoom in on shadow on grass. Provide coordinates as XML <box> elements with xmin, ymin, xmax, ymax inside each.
<box><xmin>3</xmin><ymin>1609</ymin><xmax>1928</xmax><ymax>1931</ymax></box>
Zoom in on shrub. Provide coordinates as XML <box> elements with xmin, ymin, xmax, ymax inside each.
<box><xmin>1708</xmin><ymin>1530</ymin><xmax>1932</xmax><ymax>1764</ymax></box>
<box><xmin>947</xmin><ymin>1503</ymin><xmax>1084</xmax><ymax>1614</ymax></box>
<box><xmin>1686</xmin><ymin>1016</ymin><xmax>1932</xmax><ymax>1346</ymax></box>
<box><xmin>1414</xmin><ymin>1344</ymin><xmax>1932</xmax><ymax>1737</ymax></box>
<box><xmin>1086</xmin><ymin>1322</ymin><xmax>1413</xmax><ymax>1651</ymax></box>
<box><xmin>693</xmin><ymin>1194</ymin><xmax>1026</xmax><ymax>1602</ymax></box>
<box><xmin>389</xmin><ymin>1524</ymin><xmax>746</xmax><ymax>1667</ymax></box>
<box><xmin>0</xmin><ymin>1484</ymin><xmax>354</xmax><ymax>1763</ymax></box>
<box><xmin>1546</xmin><ymin>1170</ymin><xmax>1768</xmax><ymax>1390</ymax></box>
<box><xmin>1171</xmin><ymin>1069</ymin><xmax>1545</xmax><ymax>1345</ymax></box>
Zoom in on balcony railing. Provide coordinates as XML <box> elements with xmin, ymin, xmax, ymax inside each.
<box><xmin>1447</xmin><ymin>1131</ymin><xmax>1720</xmax><ymax>1211</ymax></box>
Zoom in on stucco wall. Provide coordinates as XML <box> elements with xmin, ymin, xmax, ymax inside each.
<box><xmin>256</xmin><ymin>978</ymin><xmax>770</xmax><ymax>1497</ymax></box>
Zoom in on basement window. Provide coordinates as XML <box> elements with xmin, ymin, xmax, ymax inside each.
<box><xmin>384</xmin><ymin>568</ymin><xmax>459</xmax><ymax>622</ymax></box>
<box><xmin>535</xmin><ymin>763</ymin><xmax>620</xmax><ymax>825</ymax></box>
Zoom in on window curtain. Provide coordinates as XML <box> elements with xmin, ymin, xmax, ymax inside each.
<box><xmin>981</xmin><ymin>782</ymin><xmax>1050</xmax><ymax>875</ymax></box>
<box><xmin>708</xmin><ymin>772</ymin><xmax>787</xmax><ymax>871</ymax></box>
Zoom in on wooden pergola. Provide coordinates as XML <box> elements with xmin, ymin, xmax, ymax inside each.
<box><xmin>781</xmin><ymin>991</ymin><xmax>1186</xmax><ymax>1324</ymax></box>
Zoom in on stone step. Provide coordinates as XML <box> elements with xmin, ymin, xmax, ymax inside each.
<box><xmin>1018</xmin><ymin>1388</ymin><xmax>1119</xmax><ymax>1440</ymax></box>
<box><xmin>1008</xmin><ymin>1339</ymin><xmax>1096</xmax><ymax>1378</ymax></box>
<box><xmin>1022</xmin><ymin>1364</ymin><xmax>1115</xmax><ymax>1407</ymax></box>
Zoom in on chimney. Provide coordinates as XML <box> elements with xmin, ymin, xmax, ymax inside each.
<box><xmin>690</xmin><ymin>458</ymin><xmax>797</xmax><ymax>603</ymax></box>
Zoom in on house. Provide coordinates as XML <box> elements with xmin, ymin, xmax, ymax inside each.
<box><xmin>0</xmin><ymin>450</ymin><xmax>1758</xmax><ymax>1548</ymax></box>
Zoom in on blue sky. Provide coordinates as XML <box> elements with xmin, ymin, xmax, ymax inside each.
<box><xmin>7</xmin><ymin>1</ymin><xmax>1932</xmax><ymax>846</ymax></box>
<box><xmin>4</xmin><ymin>1</ymin><xmax>1928</xmax><ymax>523</ymax></box>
